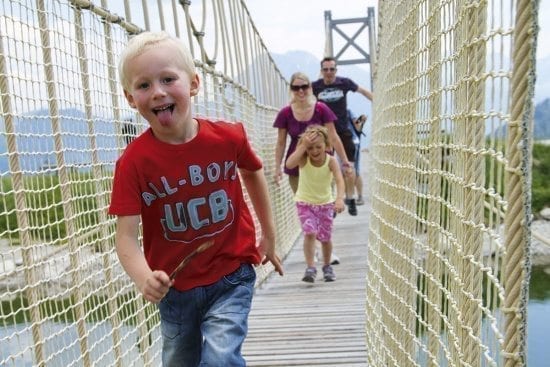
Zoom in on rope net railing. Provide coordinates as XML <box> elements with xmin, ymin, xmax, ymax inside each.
<box><xmin>0</xmin><ymin>1</ymin><xmax>298</xmax><ymax>366</ymax></box>
<box><xmin>0</xmin><ymin>0</ymin><xmax>537</xmax><ymax>366</ymax></box>
<box><xmin>367</xmin><ymin>0</ymin><xmax>537</xmax><ymax>366</ymax></box>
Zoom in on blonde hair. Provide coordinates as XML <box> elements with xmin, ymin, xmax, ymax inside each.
<box><xmin>289</xmin><ymin>71</ymin><xmax>316</xmax><ymax>105</ymax></box>
<box><xmin>300</xmin><ymin>124</ymin><xmax>332</xmax><ymax>150</ymax></box>
<box><xmin>118</xmin><ymin>31</ymin><xmax>197</xmax><ymax>91</ymax></box>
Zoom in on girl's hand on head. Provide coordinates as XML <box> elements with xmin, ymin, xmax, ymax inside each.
<box><xmin>308</xmin><ymin>131</ymin><xmax>320</xmax><ymax>143</ymax></box>
<box><xmin>301</xmin><ymin>130</ymin><xmax>318</xmax><ymax>147</ymax></box>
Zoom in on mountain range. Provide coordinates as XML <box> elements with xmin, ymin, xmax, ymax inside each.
<box><xmin>0</xmin><ymin>51</ymin><xmax>547</xmax><ymax>174</ymax></box>
<box><xmin>534</xmin><ymin>98</ymin><xmax>550</xmax><ymax>139</ymax></box>
<box><xmin>0</xmin><ymin>108</ymin><xmax>119</xmax><ymax>174</ymax></box>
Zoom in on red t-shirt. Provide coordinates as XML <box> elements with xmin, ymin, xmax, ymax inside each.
<box><xmin>108</xmin><ymin>119</ymin><xmax>263</xmax><ymax>291</ymax></box>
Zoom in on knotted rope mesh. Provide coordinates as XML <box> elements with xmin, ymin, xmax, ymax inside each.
<box><xmin>0</xmin><ymin>0</ymin><xmax>538</xmax><ymax>366</ymax></box>
<box><xmin>367</xmin><ymin>0</ymin><xmax>537</xmax><ymax>366</ymax></box>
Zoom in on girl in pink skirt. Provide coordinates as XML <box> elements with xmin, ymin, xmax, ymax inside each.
<box><xmin>285</xmin><ymin>125</ymin><xmax>345</xmax><ymax>282</ymax></box>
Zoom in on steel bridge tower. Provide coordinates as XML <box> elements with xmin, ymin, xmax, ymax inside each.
<box><xmin>324</xmin><ymin>7</ymin><xmax>376</xmax><ymax>90</ymax></box>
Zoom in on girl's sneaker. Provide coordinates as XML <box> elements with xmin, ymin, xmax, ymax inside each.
<box><xmin>302</xmin><ymin>267</ymin><xmax>317</xmax><ymax>283</ymax></box>
<box><xmin>322</xmin><ymin>265</ymin><xmax>336</xmax><ymax>282</ymax></box>
<box><xmin>356</xmin><ymin>196</ymin><xmax>365</xmax><ymax>205</ymax></box>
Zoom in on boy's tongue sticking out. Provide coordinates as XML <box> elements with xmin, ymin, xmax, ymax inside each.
<box><xmin>156</xmin><ymin>106</ymin><xmax>173</xmax><ymax>126</ymax></box>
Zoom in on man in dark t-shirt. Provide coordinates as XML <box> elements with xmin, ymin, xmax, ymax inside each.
<box><xmin>312</xmin><ymin>56</ymin><xmax>373</xmax><ymax>216</ymax></box>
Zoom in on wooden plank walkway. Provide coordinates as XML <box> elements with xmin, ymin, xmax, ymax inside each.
<box><xmin>243</xmin><ymin>160</ymin><xmax>370</xmax><ymax>366</ymax></box>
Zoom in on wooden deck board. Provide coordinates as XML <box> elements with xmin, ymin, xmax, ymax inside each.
<box><xmin>243</xmin><ymin>186</ymin><xmax>370</xmax><ymax>366</ymax></box>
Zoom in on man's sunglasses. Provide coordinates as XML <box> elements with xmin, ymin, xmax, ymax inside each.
<box><xmin>322</xmin><ymin>67</ymin><xmax>336</xmax><ymax>72</ymax></box>
<box><xmin>290</xmin><ymin>84</ymin><xmax>310</xmax><ymax>91</ymax></box>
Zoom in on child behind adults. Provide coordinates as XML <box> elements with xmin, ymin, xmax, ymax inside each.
<box><xmin>285</xmin><ymin>125</ymin><xmax>345</xmax><ymax>283</ymax></box>
<box><xmin>348</xmin><ymin>110</ymin><xmax>368</xmax><ymax>205</ymax></box>
<box><xmin>109</xmin><ymin>31</ymin><xmax>283</xmax><ymax>367</ymax></box>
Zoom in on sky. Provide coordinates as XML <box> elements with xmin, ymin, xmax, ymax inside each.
<box><xmin>245</xmin><ymin>0</ymin><xmax>378</xmax><ymax>62</ymax></box>
<box><xmin>245</xmin><ymin>0</ymin><xmax>550</xmax><ymax>73</ymax></box>
<box><xmin>246</xmin><ymin>0</ymin><xmax>550</xmax><ymax>59</ymax></box>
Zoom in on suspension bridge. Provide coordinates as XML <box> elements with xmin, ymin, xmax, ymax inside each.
<box><xmin>0</xmin><ymin>0</ymin><xmax>538</xmax><ymax>366</ymax></box>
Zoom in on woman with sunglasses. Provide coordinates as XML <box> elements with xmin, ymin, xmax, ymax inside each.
<box><xmin>273</xmin><ymin>71</ymin><xmax>351</xmax><ymax>193</ymax></box>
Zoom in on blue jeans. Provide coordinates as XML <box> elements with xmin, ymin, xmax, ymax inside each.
<box><xmin>158</xmin><ymin>263</ymin><xmax>256</xmax><ymax>367</ymax></box>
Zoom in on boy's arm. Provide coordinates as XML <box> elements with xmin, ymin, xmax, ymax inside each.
<box><xmin>329</xmin><ymin>157</ymin><xmax>346</xmax><ymax>213</ymax></box>
<box><xmin>115</xmin><ymin>215</ymin><xmax>173</xmax><ymax>303</ymax></box>
<box><xmin>239</xmin><ymin>168</ymin><xmax>284</xmax><ymax>276</ymax></box>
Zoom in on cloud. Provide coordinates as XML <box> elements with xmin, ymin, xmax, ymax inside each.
<box><xmin>247</xmin><ymin>0</ymin><xmax>548</xmax><ymax>102</ymax></box>
<box><xmin>245</xmin><ymin>0</ymin><xmax>377</xmax><ymax>60</ymax></box>
<box><xmin>537</xmin><ymin>0</ymin><xmax>550</xmax><ymax>60</ymax></box>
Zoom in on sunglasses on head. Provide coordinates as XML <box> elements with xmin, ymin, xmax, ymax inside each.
<box><xmin>290</xmin><ymin>84</ymin><xmax>310</xmax><ymax>91</ymax></box>
<box><xmin>322</xmin><ymin>67</ymin><xmax>336</xmax><ymax>72</ymax></box>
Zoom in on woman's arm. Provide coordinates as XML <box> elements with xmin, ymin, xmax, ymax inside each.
<box><xmin>274</xmin><ymin>128</ymin><xmax>288</xmax><ymax>184</ymax></box>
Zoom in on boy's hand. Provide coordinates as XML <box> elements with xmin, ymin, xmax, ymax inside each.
<box><xmin>140</xmin><ymin>270</ymin><xmax>173</xmax><ymax>304</ymax></box>
<box><xmin>258</xmin><ymin>236</ymin><xmax>284</xmax><ymax>276</ymax></box>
